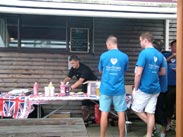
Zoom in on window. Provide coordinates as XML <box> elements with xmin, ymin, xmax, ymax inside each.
<box><xmin>20</xmin><ymin>15</ymin><xmax>67</xmax><ymax>49</ymax></box>
<box><xmin>0</xmin><ymin>14</ymin><xmax>67</xmax><ymax>49</ymax></box>
<box><xmin>0</xmin><ymin>15</ymin><xmax>18</xmax><ymax>47</ymax></box>
<box><xmin>0</xmin><ymin>14</ymin><xmax>93</xmax><ymax>53</ymax></box>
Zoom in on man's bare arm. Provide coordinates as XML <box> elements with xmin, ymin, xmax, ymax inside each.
<box><xmin>159</xmin><ymin>67</ymin><xmax>166</xmax><ymax>76</ymax></box>
<box><xmin>70</xmin><ymin>78</ymin><xmax>85</xmax><ymax>90</ymax></box>
<box><xmin>63</xmin><ymin>77</ymin><xmax>71</xmax><ymax>84</ymax></box>
<box><xmin>134</xmin><ymin>66</ymin><xmax>143</xmax><ymax>91</ymax></box>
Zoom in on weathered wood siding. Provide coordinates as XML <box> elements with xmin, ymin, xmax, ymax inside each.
<box><xmin>93</xmin><ymin>18</ymin><xmax>165</xmax><ymax>84</ymax></box>
<box><xmin>0</xmin><ymin>52</ymin><xmax>69</xmax><ymax>92</ymax></box>
<box><xmin>0</xmin><ymin>18</ymin><xmax>166</xmax><ymax>117</ymax></box>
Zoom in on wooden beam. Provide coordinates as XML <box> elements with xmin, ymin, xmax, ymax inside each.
<box><xmin>176</xmin><ymin>0</ymin><xmax>183</xmax><ymax>137</ymax></box>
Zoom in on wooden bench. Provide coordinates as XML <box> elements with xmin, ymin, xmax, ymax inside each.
<box><xmin>0</xmin><ymin>118</ymin><xmax>88</xmax><ymax>137</ymax></box>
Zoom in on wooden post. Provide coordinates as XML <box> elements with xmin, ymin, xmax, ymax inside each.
<box><xmin>176</xmin><ymin>0</ymin><xmax>183</xmax><ymax>137</ymax></box>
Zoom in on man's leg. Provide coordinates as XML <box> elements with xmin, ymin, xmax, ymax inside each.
<box><xmin>145</xmin><ymin>93</ymin><xmax>159</xmax><ymax>137</ymax></box>
<box><xmin>161</xmin><ymin>126</ymin><xmax>166</xmax><ymax>137</ymax></box>
<box><xmin>118</xmin><ymin>112</ymin><xmax>125</xmax><ymax>137</ymax></box>
<box><xmin>100</xmin><ymin>111</ymin><xmax>109</xmax><ymax>137</ymax></box>
<box><xmin>81</xmin><ymin>105</ymin><xmax>90</xmax><ymax>122</ymax></box>
<box><xmin>146</xmin><ymin>113</ymin><xmax>155</xmax><ymax>137</ymax></box>
<box><xmin>155</xmin><ymin>92</ymin><xmax>168</xmax><ymax>137</ymax></box>
<box><xmin>81</xmin><ymin>100</ymin><xmax>92</xmax><ymax>123</ymax></box>
<box><xmin>134</xmin><ymin>111</ymin><xmax>147</xmax><ymax>123</ymax></box>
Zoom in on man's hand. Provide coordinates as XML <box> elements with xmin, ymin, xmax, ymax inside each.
<box><xmin>132</xmin><ymin>88</ymin><xmax>137</xmax><ymax>93</ymax></box>
<box><xmin>69</xmin><ymin>86</ymin><xmax>72</xmax><ymax>91</ymax></box>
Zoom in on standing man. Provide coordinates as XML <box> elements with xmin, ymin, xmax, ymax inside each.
<box><xmin>163</xmin><ymin>40</ymin><xmax>176</xmax><ymax>131</ymax></box>
<box><xmin>153</xmin><ymin>40</ymin><xmax>168</xmax><ymax>137</ymax></box>
<box><xmin>131</xmin><ymin>32</ymin><xmax>166</xmax><ymax>137</ymax></box>
<box><xmin>98</xmin><ymin>35</ymin><xmax>129</xmax><ymax>137</ymax></box>
<box><xmin>63</xmin><ymin>55</ymin><xmax>97</xmax><ymax>123</ymax></box>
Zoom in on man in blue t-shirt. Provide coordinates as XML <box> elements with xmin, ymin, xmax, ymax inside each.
<box><xmin>131</xmin><ymin>32</ymin><xmax>166</xmax><ymax>137</ymax></box>
<box><xmin>153</xmin><ymin>40</ymin><xmax>168</xmax><ymax>137</ymax></box>
<box><xmin>163</xmin><ymin>40</ymin><xmax>176</xmax><ymax>131</ymax></box>
<box><xmin>98</xmin><ymin>35</ymin><xmax>128</xmax><ymax>137</ymax></box>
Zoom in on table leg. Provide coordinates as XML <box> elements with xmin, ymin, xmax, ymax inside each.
<box><xmin>37</xmin><ymin>105</ymin><xmax>41</xmax><ymax>118</ymax></box>
<box><xmin>42</xmin><ymin>101</ymin><xmax>69</xmax><ymax>119</ymax></box>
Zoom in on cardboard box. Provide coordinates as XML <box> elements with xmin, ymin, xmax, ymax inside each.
<box><xmin>83</xmin><ymin>81</ymin><xmax>100</xmax><ymax>96</ymax></box>
<box><xmin>49</xmin><ymin>112</ymin><xmax>71</xmax><ymax>118</ymax></box>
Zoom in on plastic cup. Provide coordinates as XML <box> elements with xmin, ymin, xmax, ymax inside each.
<box><xmin>44</xmin><ymin>87</ymin><xmax>50</xmax><ymax>96</ymax></box>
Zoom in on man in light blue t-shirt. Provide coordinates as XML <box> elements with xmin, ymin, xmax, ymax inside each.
<box><xmin>98</xmin><ymin>35</ymin><xmax>128</xmax><ymax>137</ymax></box>
<box><xmin>131</xmin><ymin>32</ymin><xmax>166</xmax><ymax>137</ymax></box>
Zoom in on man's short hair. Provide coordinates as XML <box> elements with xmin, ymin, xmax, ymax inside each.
<box><xmin>170</xmin><ymin>40</ymin><xmax>176</xmax><ymax>46</ymax></box>
<box><xmin>106</xmin><ymin>35</ymin><xmax>118</xmax><ymax>44</ymax></box>
<box><xmin>69</xmin><ymin>55</ymin><xmax>80</xmax><ymax>61</ymax></box>
<box><xmin>153</xmin><ymin>39</ymin><xmax>164</xmax><ymax>52</ymax></box>
<box><xmin>140</xmin><ymin>32</ymin><xmax>153</xmax><ymax>42</ymax></box>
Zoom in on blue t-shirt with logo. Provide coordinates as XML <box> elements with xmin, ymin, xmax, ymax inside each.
<box><xmin>98</xmin><ymin>49</ymin><xmax>128</xmax><ymax>96</ymax></box>
<box><xmin>136</xmin><ymin>48</ymin><xmax>165</xmax><ymax>94</ymax></box>
<box><xmin>159</xmin><ymin>56</ymin><xmax>168</xmax><ymax>93</ymax></box>
<box><xmin>162</xmin><ymin>51</ymin><xmax>176</xmax><ymax>86</ymax></box>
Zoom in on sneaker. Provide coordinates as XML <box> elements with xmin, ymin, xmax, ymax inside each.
<box><xmin>160</xmin><ymin>133</ymin><xmax>166</xmax><ymax>137</ymax></box>
<box><xmin>153</xmin><ymin>124</ymin><xmax>161</xmax><ymax>137</ymax></box>
<box><xmin>166</xmin><ymin>124</ymin><xmax>171</xmax><ymax>131</ymax></box>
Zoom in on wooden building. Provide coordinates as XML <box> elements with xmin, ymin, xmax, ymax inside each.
<box><xmin>0</xmin><ymin>0</ymin><xmax>177</xmax><ymax>117</ymax></box>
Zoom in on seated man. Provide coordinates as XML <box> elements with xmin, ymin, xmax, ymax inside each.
<box><xmin>63</xmin><ymin>55</ymin><xmax>98</xmax><ymax>123</ymax></box>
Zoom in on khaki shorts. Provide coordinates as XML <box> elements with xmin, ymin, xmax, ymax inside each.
<box><xmin>131</xmin><ymin>89</ymin><xmax>159</xmax><ymax>114</ymax></box>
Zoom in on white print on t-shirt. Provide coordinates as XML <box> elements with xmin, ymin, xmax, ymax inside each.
<box><xmin>154</xmin><ymin>56</ymin><xmax>157</xmax><ymax>63</ymax></box>
<box><xmin>110</xmin><ymin>58</ymin><xmax>117</xmax><ymax>65</ymax></box>
<box><xmin>105</xmin><ymin>58</ymin><xmax>122</xmax><ymax>75</ymax></box>
<box><xmin>149</xmin><ymin>56</ymin><xmax>160</xmax><ymax>74</ymax></box>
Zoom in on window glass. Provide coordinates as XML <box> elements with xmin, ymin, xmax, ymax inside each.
<box><xmin>21</xmin><ymin>15</ymin><xmax>67</xmax><ymax>48</ymax></box>
<box><xmin>68</xmin><ymin>17</ymin><xmax>93</xmax><ymax>53</ymax></box>
<box><xmin>0</xmin><ymin>14</ymin><xmax>93</xmax><ymax>53</ymax></box>
<box><xmin>0</xmin><ymin>16</ymin><xmax>18</xmax><ymax>47</ymax></box>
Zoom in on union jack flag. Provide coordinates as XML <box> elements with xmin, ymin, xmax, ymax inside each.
<box><xmin>0</xmin><ymin>95</ymin><xmax>30</xmax><ymax>119</ymax></box>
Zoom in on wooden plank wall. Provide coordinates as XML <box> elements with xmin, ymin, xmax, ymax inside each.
<box><xmin>0</xmin><ymin>52</ymin><xmax>69</xmax><ymax>92</ymax></box>
<box><xmin>93</xmin><ymin>18</ymin><xmax>165</xmax><ymax>84</ymax></box>
<box><xmin>0</xmin><ymin>18</ymin><xmax>166</xmax><ymax>117</ymax></box>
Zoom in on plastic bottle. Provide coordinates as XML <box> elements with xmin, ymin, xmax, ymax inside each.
<box><xmin>65</xmin><ymin>82</ymin><xmax>70</xmax><ymax>96</ymax></box>
<box><xmin>60</xmin><ymin>81</ymin><xmax>65</xmax><ymax>96</ymax></box>
<box><xmin>49</xmin><ymin>82</ymin><xmax>55</xmax><ymax>97</ymax></box>
<box><xmin>33</xmin><ymin>82</ymin><xmax>39</xmax><ymax>95</ymax></box>
<box><xmin>49</xmin><ymin>82</ymin><xmax>53</xmax><ymax>87</ymax></box>
<box><xmin>95</xmin><ymin>81</ymin><xmax>100</xmax><ymax>97</ymax></box>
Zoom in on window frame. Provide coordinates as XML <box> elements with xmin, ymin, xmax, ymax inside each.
<box><xmin>0</xmin><ymin>14</ymin><xmax>94</xmax><ymax>54</ymax></box>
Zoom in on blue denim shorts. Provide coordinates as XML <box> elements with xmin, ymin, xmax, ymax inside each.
<box><xmin>99</xmin><ymin>94</ymin><xmax>127</xmax><ymax>112</ymax></box>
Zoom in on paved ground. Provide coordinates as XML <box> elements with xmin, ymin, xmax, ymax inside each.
<box><xmin>86</xmin><ymin>120</ymin><xmax>176</xmax><ymax>137</ymax></box>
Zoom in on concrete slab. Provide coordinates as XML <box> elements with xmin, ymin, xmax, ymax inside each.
<box><xmin>86</xmin><ymin>121</ymin><xmax>176</xmax><ymax>137</ymax></box>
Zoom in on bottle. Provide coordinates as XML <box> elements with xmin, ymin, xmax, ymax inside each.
<box><xmin>65</xmin><ymin>82</ymin><xmax>70</xmax><ymax>96</ymax></box>
<box><xmin>95</xmin><ymin>81</ymin><xmax>100</xmax><ymax>97</ymax></box>
<box><xmin>49</xmin><ymin>82</ymin><xmax>55</xmax><ymax>97</ymax></box>
<box><xmin>33</xmin><ymin>82</ymin><xmax>39</xmax><ymax>95</ymax></box>
<box><xmin>60</xmin><ymin>81</ymin><xmax>65</xmax><ymax>96</ymax></box>
<box><xmin>49</xmin><ymin>82</ymin><xmax>53</xmax><ymax>87</ymax></box>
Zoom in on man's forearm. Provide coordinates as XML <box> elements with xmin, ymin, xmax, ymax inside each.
<box><xmin>134</xmin><ymin>75</ymin><xmax>141</xmax><ymax>91</ymax></box>
<box><xmin>63</xmin><ymin>77</ymin><xmax>70</xmax><ymax>84</ymax></box>
<box><xmin>71</xmin><ymin>78</ymin><xmax>84</xmax><ymax>90</ymax></box>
